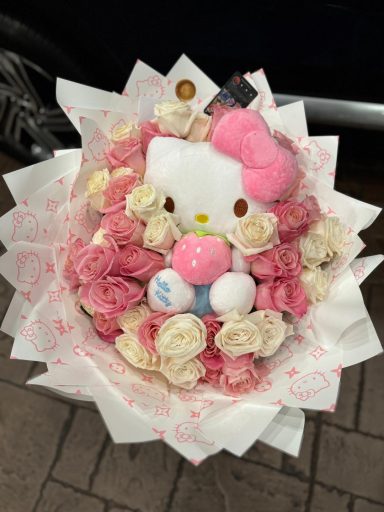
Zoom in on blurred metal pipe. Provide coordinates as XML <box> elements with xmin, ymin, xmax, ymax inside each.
<box><xmin>274</xmin><ymin>94</ymin><xmax>384</xmax><ymax>131</ymax></box>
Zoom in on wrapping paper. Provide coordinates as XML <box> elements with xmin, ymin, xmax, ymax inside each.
<box><xmin>0</xmin><ymin>55</ymin><xmax>382</xmax><ymax>464</ymax></box>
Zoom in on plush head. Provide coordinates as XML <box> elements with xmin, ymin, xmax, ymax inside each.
<box><xmin>145</xmin><ymin>137</ymin><xmax>270</xmax><ymax>234</ymax></box>
<box><xmin>211</xmin><ymin>109</ymin><xmax>298</xmax><ymax>202</ymax></box>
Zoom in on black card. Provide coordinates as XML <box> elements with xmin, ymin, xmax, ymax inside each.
<box><xmin>204</xmin><ymin>72</ymin><xmax>258</xmax><ymax>115</ymax></box>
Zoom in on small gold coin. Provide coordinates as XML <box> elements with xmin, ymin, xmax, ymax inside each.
<box><xmin>175</xmin><ymin>79</ymin><xmax>196</xmax><ymax>101</ymax></box>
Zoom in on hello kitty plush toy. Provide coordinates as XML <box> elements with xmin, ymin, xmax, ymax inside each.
<box><xmin>144</xmin><ymin>109</ymin><xmax>298</xmax><ymax>317</ymax></box>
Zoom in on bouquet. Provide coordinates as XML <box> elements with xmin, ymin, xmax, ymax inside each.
<box><xmin>0</xmin><ymin>55</ymin><xmax>382</xmax><ymax>464</ymax></box>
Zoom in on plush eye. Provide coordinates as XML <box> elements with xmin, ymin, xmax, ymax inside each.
<box><xmin>234</xmin><ymin>199</ymin><xmax>248</xmax><ymax>218</ymax></box>
<box><xmin>164</xmin><ymin>197</ymin><xmax>175</xmax><ymax>213</ymax></box>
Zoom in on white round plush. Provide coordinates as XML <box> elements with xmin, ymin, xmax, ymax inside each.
<box><xmin>209</xmin><ymin>272</ymin><xmax>256</xmax><ymax>316</ymax></box>
<box><xmin>231</xmin><ymin>247</ymin><xmax>251</xmax><ymax>273</ymax></box>
<box><xmin>147</xmin><ymin>268</ymin><xmax>195</xmax><ymax>314</ymax></box>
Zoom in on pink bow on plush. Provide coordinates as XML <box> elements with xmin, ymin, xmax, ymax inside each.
<box><xmin>211</xmin><ymin>109</ymin><xmax>298</xmax><ymax>202</ymax></box>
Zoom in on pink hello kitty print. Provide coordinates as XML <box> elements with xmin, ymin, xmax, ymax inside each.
<box><xmin>20</xmin><ymin>320</ymin><xmax>58</xmax><ymax>352</ymax></box>
<box><xmin>136</xmin><ymin>75</ymin><xmax>165</xmax><ymax>98</ymax></box>
<box><xmin>12</xmin><ymin>211</ymin><xmax>38</xmax><ymax>242</ymax></box>
<box><xmin>174</xmin><ymin>422</ymin><xmax>213</xmax><ymax>445</ymax></box>
<box><xmin>289</xmin><ymin>371</ymin><xmax>330</xmax><ymax>401</ymax></box>
<box><xmin>16</xmin><ymin>251</ymin><xmax>41</xmax><ymax>285</ymax></box>
<box><xmin>87</xmin><ymin>129</ymin><xmax>109</xmax><ymax>161</ymax></box>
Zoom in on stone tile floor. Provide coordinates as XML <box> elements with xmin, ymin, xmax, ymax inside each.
<box><xmin>0</xmin><ymin>153</ymin><xmax>383</xmax><ymax>512</ymax></box>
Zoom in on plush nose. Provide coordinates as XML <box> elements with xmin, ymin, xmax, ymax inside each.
<box><xmin>195</xmin><ymin>213</ymin><xmax>209</xmax><ymax>224</ymax></box>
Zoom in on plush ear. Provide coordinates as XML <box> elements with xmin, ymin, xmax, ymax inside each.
<box><xmin>211</xmin><ymin>109</ymin><xmax>270</xmax><ymax>160</ymax></box>
<box><xmin>241</xmin><ymin>131</ymin><xmax>278</xmax><ymax>168</ymax></box>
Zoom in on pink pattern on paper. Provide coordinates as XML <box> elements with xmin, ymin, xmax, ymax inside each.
<box><xmin>309</xmin><ymin>345</ymin><xmax>327</xmax><ymax>360</ymax></box>
<box><xmin>73</xmin><ymin>344</ymin><xmax>94</xmax><ymax>357</ymax></box>
<box><xmin>136</xmin><ymin>75</ymin><xmax>165</xmax><ymax>98</ymax></box>
<box><xmin>74</xmin><ymin>202</ymin><xmax>100</xmax><ymax>234</ymax></box>
<box><xmin>331</xmin><ymin>363</ymin><xmax>343</xmax><ymax>378</ymax></box>
<box><xmin>303</xmin><ymin>140</ymin><xmax>331</xmax><ymax>171</ymax></box>
<box><xmin>47</xmin><ymin>289</ymin><xmax>62</xmax><ymax>303</ymax></box>
<box><xmin>16</xmin><ymin>251</ymin><xmax>41</xmax><ymax>285</ymax></box>
<box><xmin>178</xmin><ymin>389</ymin><xmax>214</xmax><ymax>410</ymax></box>
<box><xmin>12</xmin><ymin>211</ymin><xmax>38</xmax><ymax>242</ymax></box>
<box><xmin>87</xmin><ymin>129</ymin><xmax>109</xmax><ymax>161</ymax></box>
<box><xmin>154</xmin><ymin>406</ymin><xmax>171</xmax><ymax>417</ymax></box>
<box><xmin>285</xmin><ymin>367</ymin><xmax>300</xmax><ymax>379</ymax></box>
<box><xmin>45</xmin><ymin>261</ymin><xmax>55</xmax><ymax>274</ymax></box>
<box><xmin>46</xmin><ymin>199</ymin><xmax>60</xmax><ymax>213</ymax></box>
<box><xmin>152</xmin><ymin>427</ymin><xmax>166</xmax><ymax>439</ymax></box>
<box><xmin>53</xmin><ymin>318</ymin><xmax>69</xmax><ymax>336</ymax></box>
<box><xmin>264</xmin><ymin>343</ymin><xmax>293</xmax><ymax>370</ymax></box>
<box><xmin>109</xmin><ymin>362</ymin><xmax>127</xmax><ymax>375</ymax></box>
<box><xmin>289</xmin><ymin>371</ymin><xmax>330</xmax><ymax>401</ymax></box>
<box><xmin>353</xmin><ymin>259</ymin><xmax>366</xmax><ymax>280</ymax></box>
<box><xmin>21</xmin><ymin>290</ymin><xmax>31</xmax><ymax>303</ymax></box>
<box><xmin>254</xmin><ymin>379</ymin><xmax>272</xmax><ymax>392</ymax></box>
<box><xmin>174</xmin><ymin>422</ymin><xmax>214</xmax><ymax>445</ymax></box>
<box><xmin>131</xmin><ymin>383</ymin><xmax>165</xmax><ymax>402</ymax></box>
<box><xmin>20</xmin><ymin>321</ymin><xmax>58</xmax><ymax>352</ymax></box>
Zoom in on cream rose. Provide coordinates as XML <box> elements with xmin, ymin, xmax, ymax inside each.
<box><xmin>227</xmin><ymin>213</ymin><xmax>279</xmax><ymax>257</ymax></box>
<box><xmin>86</xmin><ymin>168</ymin><xmax>110</xmax><ymax>211</ymax></box>
<box><xmin>110</xmin><ymin>166</ymin><xmax>135</xmax><ymax>178</ymax></box>
<box><xmin>117</xmin><ymin>302</ymin><xmax>152</xmax><ymax>333</ymax></box>
<box><xmin>116</xmin><ymin>332</ymin><xmax>160</xmax><ymax>370</ymax></box>
<box><xmin>311</xmin><ymin>216</ymin><xmax>346</xmax><ymax>258</ymax></box>
<box><xmin>258</xmin><ymin>311</ymin><xmax>293</xmax><ymax>357</ymax></box>
<box><xmin>300</xmin><ymin>232</ymin><xmax>330</xmax><ymax>269</ymax></box>
<box><xmin>155</xmin><ymin>313</ymin><xmax>207</xmax><ymax>363</ymax></box>
<box><xmin>155</xmin><ymin>100</ymin><xmax>196</xmax><ymax>137</ymax></box>
<box><xmin>300</xmin><ymin>267</ymin><xmax>331</xmax><ymax>304</ymax></box>
<box><xmin>143</xmin><ymin>211</ymin><xmax>182</xmax><ymax>254</ymax></box>
<box><xmin>111</xmin><ymin>121</ymin><xmax>140</xmax><ymax>142</ymax></box>
<box><xmin>160</xmin><ymin>357</ymin><xmax>206</xmax><ymax>389</ymax></box>
<box><xmin>126</xmin><ymin>184</ymin><xmax>165</xmax><ymax>222</ymax></box>
<box><xmin>215</xmin><ymin>319</ymin><xmax>262</xmax><ymax>358</ymax></box>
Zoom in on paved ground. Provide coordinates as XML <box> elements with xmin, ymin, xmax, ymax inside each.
<box><xmin>0</xmin><ymin>153</ymin><xmax>383</xmax><ymax>512</ymax></box>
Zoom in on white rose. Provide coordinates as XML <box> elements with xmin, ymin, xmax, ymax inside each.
<box><xmin>111</xmin><ymin>121</ymin><xmax>140</xmax><ymax>142</ymax></box>
<box><xmin>299</xmin><ymin>232</ymin><xmax>330</xmax><ymax>269</ymax></box>
<box><xmin>86</xmin><ymin>168</ymin><xmax>110</xmax><ymax>211</ymax></box>
<box><xmin>116</xmin><ymin>332</ymin><xmax>160</xmax><ymax>370</ymax></box>
<box><xmin>143</xmin><ymin>211</ymin><xmax>182</xmax><ymax>254</ymax></box>
<box><xmin>110</xmin><ymin>166</ymin><xmax>135</xmax><ymax>178</ymax></box>
<box><xmin>258</xmin><ymin>311</ymin><xmax>293</xmax><ymax>357</ymax></box>
<box><xmin>155</xmin><ymin>100</ymin><xmax>196</xmax><ymax>137</ymax></box>
<box><xmin>160</xmin><ymin>357</ymin><xmax>205</xmax><ymax>389</ymax></box>
<box><xmin>185</xmin><ymin>113</ymin><xmax>212</xmax><ymax>142</ymax></box>
<box><xmin>312</xmin><ymin>216</ymin><xmax>346</xmax><ymax>258</ymax></box>
<box><xmin>300</xmin><ymin>267</ymin><xmax>331</xmax><ymax>304</ymax></box>
<box><xmin>155</xmin><ymin>313</ymin><xmax>207</xmax><ymax>363</ymax></box>
<box><xmin>127</xmin><ymin>184</ymin><xmax>165</xmax><ymax>222</ymax></box>
<box><xmin>117</xmin><ymin>302</ymin><xmax>152</xmax><ymax>333</ymax></box>
<box><xmin>227</xmin><ymin>213</ymin><xmax>279</xmax><ymax>257</ymax></box>
<box><xmin>215</xmin><ymin>319</ymin><xmax>262</xmax><ymax>358</ymax></box>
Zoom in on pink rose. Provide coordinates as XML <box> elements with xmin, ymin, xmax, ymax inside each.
<box><xmin>74</xmin><ymin>243</ymin><xmax>116</xmax><ymax>283</ymax></box>
<box><xmin>80</xmin><ymin>276</ymin><xmax>145</xmax><ymax>318</ymax></box>
<box><xmin>140</xmin><ymin>121</ymin><xmax>174</xmax><ymax>154</ymax></box>
<box><xmin>137</xmin><ymin>311</ymin><xmax>173</xmax><ymax>354</ymax></box>
<box><xmin>63</xmin><ymin>238</ymin><xmax>85</xmax><ymax>290</ymax></box>
<box><xmin>222</xmin><ymin>352</ymin><xmax>255</xmax><ymax>370</ymax></box>
<box><xmin>93</xmin><ymin>311</ymin><xmax>123</xmax><ymax>343</ymax></box>
<box><xmin>250</xmin><ymin>243</ymin><xmax>301</xmax><ymax>280</ymax></box>
<box><xmin>106</xmin><ymin>138</ymin><xmax>146</xmax><ymax>175</ymax></box>
<box><xmin>199</xmin><ymin>315</ymin><xmax>224</xmax><ymax>370</ymax></box>
<box><xmin>269</xmin><ymin>195</ymin><xmax>321</xmax><ymax>242</ymax></box>
<box><xmin>201</xmin><ymin>368</ymin><xmax>222</xmax><ymax>386</ymax></box>
<box><xmin>102</xmin><ymin>173</ymin><xmax>141</xmax><ymax>213</ymax></box>
<box><xmin>101</xmin><ymin>209</ymin><xmax>145</xmax><ymax>246</ymax></box>
<box><xmin>220</xmin><ymin>366</ymin><xmax>259</xmax><ymax>396</ymax></box>
<box><xmin>117</xmin><ymin>244</ymin><xmax>165</xmax><ymax>282</ymax></box>
<box><xmin>255</xmin><ymin>277</ymin><xmax>308</xmax><ymax>318</ymax></box>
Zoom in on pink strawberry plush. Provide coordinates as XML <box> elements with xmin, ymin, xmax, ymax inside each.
<box><xmin>172</xmin><ymin>233</ymin><xmax>231</xmax><ymax>285</ymax></box>
<box><xmin>211</xmin><ymin>109</ymin><xmax>298</xmax><ymax>202</ymax></box>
